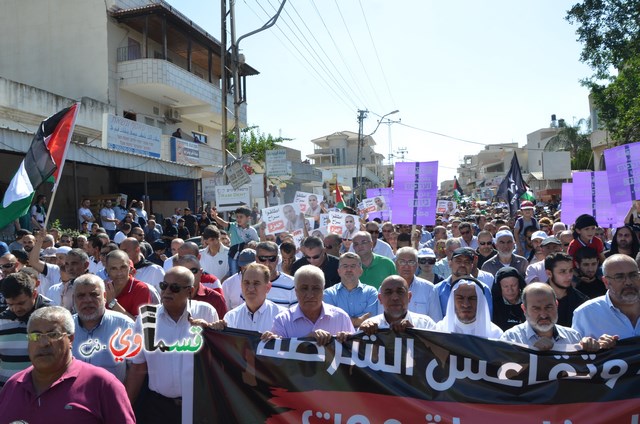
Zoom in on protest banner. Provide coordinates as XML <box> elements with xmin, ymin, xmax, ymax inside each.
<box><xmin>261</xmin><ymin>203</ymin><xmax>305</xmax><ymax>235</ymax></box>
<box><xmin>603</xmin><ymin>141</ymin><xmax>640</xmax><ymax>204</ymax></box>
<box><xmin>436</xmin><ymin>199</ymin><xmax>458</xmax><ymax>214</ymax></box>
<box><xmin>194</xmin><ymin>329</ymin><xmax>640</xmax><ymax>423</ymax></box>
<box><xmin>367</xmin><ymin>188</ymin><xmax>393</xmax><ymax>221</ymax></box>
<box><xmin>294</xmin><ymin>191</ymin><xmax>324</xmax><ymax>217</ymax></box>
<box><xmin>226</xmin><ymin>161</ymin><xmax>252</xmax><ymax>190</ymax></box>
<box><xmin>359</xmin><ymin>196</ymin><xmax>388</xmax><ymax>215</ymax></box>
<box><xmin>214</xmin><ymin>185</ymin><xmax>250</xmax><ymax>212</ymax></box>
<box><xmin>327</xmin><ymin>211</ymin><xmax>344</xmax><ymax>236</ymax></box>
<box><xmin>560</xmin><ymin>182</ymin><xmax>576</xmax><ymax>227</ymax></box>
<box><xmin>392</xmin><ymin>162</ymin><xmax>438</xmax><ymax>225</ymax></box>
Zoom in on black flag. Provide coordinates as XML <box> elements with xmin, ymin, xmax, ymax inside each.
<box><xmin>496</xmin><ymin>153</ymin><xmax>527</xmax><ymax>216</ymax></box>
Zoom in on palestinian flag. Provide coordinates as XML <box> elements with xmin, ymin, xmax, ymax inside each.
<box><xmin>521</xmin><ymin>190</ymin><xmax>536</xmax><ymax>202</ymax></box>
<box><xmin>335</xmin><ymin>179</ymin><xmax>346</xmax><ymax>210</ymax></box>
<box><xmin>453</xmin><ymin>176</ymin><xmax>464</xmax><ymax>201</ymax></box>
<box><xmin>0</xmin><ymin>104</ymin><xmax>80</xmax><ymax>229</ymax></box>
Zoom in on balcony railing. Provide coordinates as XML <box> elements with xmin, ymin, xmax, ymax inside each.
<box><xmin>117</xmin><ymin>45</ymin><xmax>141</xmax><ymax>63</ymax></box>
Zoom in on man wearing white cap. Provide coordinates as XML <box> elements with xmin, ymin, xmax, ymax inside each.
<box><xmin>28</xmin><ymin>231</ymin><xmax>71</xmax><ymax>296</ymax></box>
<box><xmin>528</xmin><ymin>230</ymin><xmax>549</xmax><ymax>265</ymax></box>
<box><xmin>481</xmin><ymin>230</ymin><xmax>528</xmax><ymax>278</ymax></box>
<box><xmin>436</xmin><ymin>278</ymin><xmax>503</xmax><ymax>339</ymax></box>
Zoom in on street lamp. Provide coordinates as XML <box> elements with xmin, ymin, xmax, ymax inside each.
<box><xmin>355</xmin><ymin>109</ymin><xmax>399</xmax><ymax>206</ymax></box>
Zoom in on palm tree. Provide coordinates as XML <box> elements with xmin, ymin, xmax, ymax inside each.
<box><xmin>544</xmin><ymin>118</ymin><xmax>593</xmax><ymax>170</ymax></box>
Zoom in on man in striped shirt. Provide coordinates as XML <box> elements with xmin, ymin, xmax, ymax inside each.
<box><xmin>255</xmin><ymin>241</ymin><xmax>297</xmax><ymax>309</ymax></box>
<box><xmin>0</xmin><ymin>271</ymin><xmax>52</xmax><ymax>386</ymax></box>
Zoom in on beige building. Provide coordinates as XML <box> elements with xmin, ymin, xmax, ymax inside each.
<box><xmin>307</xmin><ymin>131</ymin><xmax>390</xmax><ymax>202</ymax></box>
<box><xmin>0</xmin><ymin>0</ymin><xmax>257</xmax><ymax>228</ymax></box>
<box><xmin>457</xmin><ymin>143</ymin><xmax>528</xmax><ymax>200</ymax></box>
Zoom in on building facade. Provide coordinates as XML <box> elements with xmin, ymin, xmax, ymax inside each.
<box><xmin>0</xmin><ymin>0</ymin><xmax>257</xmax><ymax>229</ymax></box>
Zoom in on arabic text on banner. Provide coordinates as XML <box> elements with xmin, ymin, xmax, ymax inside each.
<box><xmin>193</xmin><ymin>329</ymin><xmax>640</xmax><ymax>423</ymax></box>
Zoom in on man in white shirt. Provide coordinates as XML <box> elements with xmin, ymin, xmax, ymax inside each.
<box><xmin>458</xmin><ymin>222</ymin><xmax>478</xmax><ymax>249</ymax></box>
<box><xmin>360</xmin><ymin>275</ymin><xmax>437</xmax><ymax>335</ymax></box>
<box><xmin>100</xmin><ymin>200</ymin><xmax>119</xmax><ymax>240</ymax></box>
<box><xmin>125</xmin><ymin>266</ymin><xmax>218</xmax><ymax>423</ymax></box>
<box><xmin>393</xmin><ymin>247</ymin><xmax>442</xmax><ymax>321</ymax></box>
<box><xmin>199</xmin><ymin>225</ymin><xmax>229</xmax><ymax>281</ymax></box>
<box><xmin>78</xmin><ymin>199</ymin><xmax>95</xmax><ymax>230</ymax></box>
<box><xmin>211</xmin><ymin>263</ymin><xmax>283</xmax><ymax>333</ymax></box>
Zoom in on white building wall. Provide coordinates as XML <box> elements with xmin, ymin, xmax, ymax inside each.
<box><xmin>0</xmin><ymin>0</ymin><xmax>110</xmax><ymax>102</ymax></box>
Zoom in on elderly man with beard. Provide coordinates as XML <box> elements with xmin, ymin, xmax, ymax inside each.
<box><xmin>573</xmin><ymin>254</ymin><xmax>640</xmax><ymax>341</ymax></box>
<box><xmin>481</xmin><ymin>230</ymin><xmax>528</xmax><ymax>277</ymax></box>
<box><xmin>72</xmin><ymin>274</ymin><xmax>134</xmax><ymax>382</ymax></box>
<box><xmin>435</xmin><ymin>278</ymin><xmax>503</xmax><ymax>339</ymax></box>
<box><xmin>502</xmin><ymin>283</ymin><xmax>610</xmax><ymax>352</ymax></box>
<box><xmin>359</xmin><ymin>275</ymin><xmax>436</xmax><ymax>335</ymax></box>
<box><xmin>434</xmin><ymin>247</ymin><xmax>493</xmax><ymax>317</ymax></box>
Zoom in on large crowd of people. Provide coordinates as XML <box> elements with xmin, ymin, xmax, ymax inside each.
<box><xmin>0</xmin><ymin>194</ymin><xmax>638</xmax><ymax>423</ymax></box>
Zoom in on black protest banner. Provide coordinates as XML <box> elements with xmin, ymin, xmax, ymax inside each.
<box><xmin>193</xmin><ymin>328</ymin><xmax>640</xmax><ymax>423</ymax></box>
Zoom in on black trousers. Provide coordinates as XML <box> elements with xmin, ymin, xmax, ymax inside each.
<box><xmin>137</xmin><ymin>390</ymin><xmax>182</xmax><ymax>424</ymax></box>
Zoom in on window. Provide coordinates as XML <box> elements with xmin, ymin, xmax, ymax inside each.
<box><xmin>123</xmin><ymin>111</ymin><xmax>137</xmax><ymax>121</ymax></box>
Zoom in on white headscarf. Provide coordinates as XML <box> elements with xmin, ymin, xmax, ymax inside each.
<box><xmin>436</xmin><ymin>279</ymin><xmax>503</xmax><ymax>339</ymax></box>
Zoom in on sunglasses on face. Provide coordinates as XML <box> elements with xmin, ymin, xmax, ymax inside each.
<box><xmin>257</xmin><ymin>255</ymin><xmax>278</xmax><ymax>263</ymax></box>
<box><xmin>305</xmin><ymin>254</ymin><xmax>322</xmax><ymax>260</ymax></box>
<box><xmin>188</xmin><ymin>267</ymin><xmax>200</xmax><ymax>274</ymax></box>
<box><xmin>479</xmin><ymin>241</ymin><xmax>492</xmax><ymax>246</ymax></box>
<box><xmin>159</xmin><ymin>281</ymin><xmax>193</xmax><ymax>293</ymax></box>
<box><xmin>1</xmin><ymin>262</ymin><xmax>17</xmax><ymax>269</ymax></box>
<box><xmin>418</xmin><ymin>258</ymin><xmax>436</xmax><ymax>265</ymax></box>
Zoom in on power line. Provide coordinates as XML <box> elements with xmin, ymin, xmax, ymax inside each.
<box><xmin>306</xmin><ymin>0</ymin><xmax>371</xmax><ymax>108</ymax></box>
<box><xmin>333</xmin><ymin>0</ymin><xmax>384</xmax><ymax>112</ymax></box>
<box><xmin>358</xmin><ymin>0</ymin><xmax>396</xmax><ymax>109</ymax></box>
<box><xmin>262</xmin><ymin>0</ymin><xmax>360</xmax><ymax>109</ymax></box>
<box><xmin>241</xmin><ymin>0</ymin><xmax>354</xmax><ymax>112</ymax></box>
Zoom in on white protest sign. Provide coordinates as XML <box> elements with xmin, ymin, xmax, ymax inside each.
<box><xmin>226</xmin><ymin>161</ymin><xmax>252</xmax><ymax>190</ymax></box>
<box><xmin>214</xmin><ymin>185</ymin><xmax>250</xmax><ymax>212</ymax></box>
<box><xmin>261</xmin><ymin>203</ymin><xmax>305</xmax><ymax>235</ymax></box>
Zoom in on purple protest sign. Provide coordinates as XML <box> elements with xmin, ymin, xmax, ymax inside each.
<box><xmin>392</xmin><ymin>162</ymin><xmax>438</xmax><ymax>225</ymax></box>
<box><xmin>604</xmin><ymin>142</ymin><xmax>640</xmax><ymax>204</ymax></box>
<box><xmin>571</xmin><ymin>171</ymin><xmax>627</xmax><ymax>228</ymax></box>
<box><xmin>560</xmin><ymin>183</ymin><xmax>576</xmax><ymax>227</ymax></box>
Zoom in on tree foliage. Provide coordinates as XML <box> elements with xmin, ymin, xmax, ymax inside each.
<box><xmin>566</xmin><ymin>0</ymin><xmax>640</xmax><ymax>144</ymax></box>
<box><xmin>544</xmin><ymin>119</ymin><xmax>593</xmax><ymax>170</ymax></box>
<box><xmin>226</xmin><ymin>126</ymin><xmax>291</xmax><ymax>164</ymax></box>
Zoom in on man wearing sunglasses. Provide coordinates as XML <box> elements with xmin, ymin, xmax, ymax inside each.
<box><xmin>0</xmin><ymin>306</ymin><xmax>135</xmax><ymax>423</ymax></box>
<box><xmin>255</xmin><ymin>241</ymin><xmax>297</xmax><ymax>309</ymax></box>
<box><xmin>458</xmin><ymin>222</ymin><xmax>478</xmax><ymax>249</ymax></box>
<box><xmin>475</xmin><ymin>230</ymin><xmax>497</xmax><ymax>269</ymax></box>
<box><xmin>573</xmin><ymin>254</ymin><xmax>640</xmax><ymax>341</ymax></box>
<box><xmin>126</xmin><ymin>266</ymin><xmax>218</xmax><ymax>422</ymax></box>
<box><xmin>0</xmin><ymin>272</ymin><xmax>52</xmax><ymax>387</ymax></box>
<box><xmin>175</xmin><ymin>255</ymin><xmax>227</xmax><ymax>318</ymax></box>
<box><xmin>290</xmin><ymin>236</ymin><xmax>341</xmax><ymax>288</ymax></box>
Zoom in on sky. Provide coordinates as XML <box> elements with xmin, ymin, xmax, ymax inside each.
<box><xmin>166</xmin><ymin>0</ymin><xmax>592</xmax><ymax>185</ymax></box>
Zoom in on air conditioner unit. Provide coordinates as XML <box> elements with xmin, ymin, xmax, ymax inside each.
<box><xmin>164</xmin><ymin>108</ymin><xmax>181</xmax><ymax>123</ymax></box>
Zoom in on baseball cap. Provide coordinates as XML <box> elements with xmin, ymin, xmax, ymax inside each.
<box><xmin>0</xmin><ymin>242</ymin><xmax>8</xmax><ymax>256</ymax></box>
<box><xmin>417</xmin><ymin>248</ymin><xmax>436</xmax><ymax>258</ymax></box>
<box><xmin>495</xmin><ymin>230</ymin><xmax>514</xmax><ymax>241</ymax></box>
<box><xmin>56</xmin><ymin>246</ymin><xmax>72</xmax><ymax>255</ymax></box>
<box><xmin>152</xmin><ymin>240</ymin><xmax>166</xmax><ymax>251</ymax></box>
<box><xmin>41</xmin><ymin>247</ymin><xmax>58</xmax><ymax>258</ymax></box>
<box><xmin>531</xmin><ymin>231</ymin><xmax>548</xmax><ymax>241</ymax></box>
<box><xmin>520</xmin><ymin>201</ymin><xmax>534</xmax><ymax>210</ymax></box>
<box><xmin>451</xmin><ymin>247</ymin><xmax>476</xmax><ymax>260</ymax></box>
<box><xmin>238</xmin><ymin>248</ymin><xmax>256</xmax><ymax>267</ymax></box>
<box><xmin>541</xmin><ymin>236</ymin><xmax>561</xmax><ymax>246</ymax></box>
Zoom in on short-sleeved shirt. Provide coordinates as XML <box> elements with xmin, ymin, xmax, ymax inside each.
<box><xmin>132</xmin><ymin>301</ymin><xmax>217</xmax><ymax>398</ymax></box>
<box><xmin>567</xmin><ymin>237</ymin><xmax>604</xmax><ymax>261</ymax></box>
<box><xmin>111</xmin><ymin>277</ymin><xmax>151</xmax><ymax>317</ymax></box>
<box><xmin>501</xmin><ymin>321</ymin><xmax>582</xmax><ymax>350</ymax></box>
<box><xmin>271</xmin><ymin>302</ymin><xmax>355</xmax><ymax>338</ymax></box>
<box><xmin>227</xmin><ymin>222</ymin><xmax>259</xmax><ymax>247</ymax></box>
<box><xmin>267</xmin><ymin>273</ymin><xmax>298</xmax><ymax>309</ymax></box>
<box><xmin>360</xmin><ymin>254</ymin><xmax>396</xmax><ymax>289</ymax></box>
<box><xmin>222</xmin><ymin>271</ymin><xmax>243</xmax><ymax>310</ymax></box>
<box><xmin>100</xmin><ymin>207</ymin><xmax>116</xmax><ymax>231</ymax></box>
<box><xmin>0</xmin><ymin>359</ymin><xmax>135</xmax><ymax>423</ymax></box>
<box><xmin>572</xmin><ymin>293</ymin><xmax>640</xmax><ymax>340</ymax></box>
<box><xmin>72</xmin><ymin>310</ymin><xmax>134</xmax><ymax>382</ymax></box>
<box><xmin>200</xmin><ymin>246</ymin><xmax>230</xmax><ymax>280</ymax></box>
<box><xmin>362</xmin><ymin>310</ymin><xmax>436</xmax><ymax>331</ymax></box>
<box><xmin>224</xmin><ymin>300</ymin><xmax>284</xmax><ymax>333</ymax></box>
<box><xmin>323</xmin><ymin>281</ymin><xmax>379</xmax><ymax>319</ymax></box>
<box><xmin>193</xmin><ymin>284</ymin><xmax>228</xmax><ymax>318</ymax></box>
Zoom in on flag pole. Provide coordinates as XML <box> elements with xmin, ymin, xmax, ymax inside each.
<box><xmin>43</xmin><ymin>102</ymin><xmax>81</xmax><ymax>231</ymax></box>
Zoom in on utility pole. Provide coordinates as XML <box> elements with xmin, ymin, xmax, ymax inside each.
<box><xmin>221</xmin><ymin>0</ymin><xmax>229</xmax><ymax>169</ymax></box>
<box><xmin>354</xmin><ymin>109</ymin><xmax>368</xmax><ymax>207</ymax></box>
<box><xmin>383</xmin><ymin>117</ymin><xmax>401</xmax><ymax>165</ymax></box>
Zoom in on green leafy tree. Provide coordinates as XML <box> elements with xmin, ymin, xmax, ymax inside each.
<box><xmin>566</xmin><ymin>0</ymin><xmax>640</xmax><ymax>144</ymax></box>
<box><xmin>544</xmin><ymin>119</ymin><xmax>593</xmax><ymax>170</ymax></box>
<box><xmin>227</xmin><ymin>126</ymin><xmax>291</xmax><ymax>164</ymax></box>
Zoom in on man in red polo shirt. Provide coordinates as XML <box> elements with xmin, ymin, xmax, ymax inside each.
<box><xmin>175</xmin><ymin>255</ymin><xmax>227</xmax><ymax>318</ymax></box>
<box><xmin>105</xmin><ymin>250</ymin><xmax>155</xmax><ymax>319</ymax></box>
